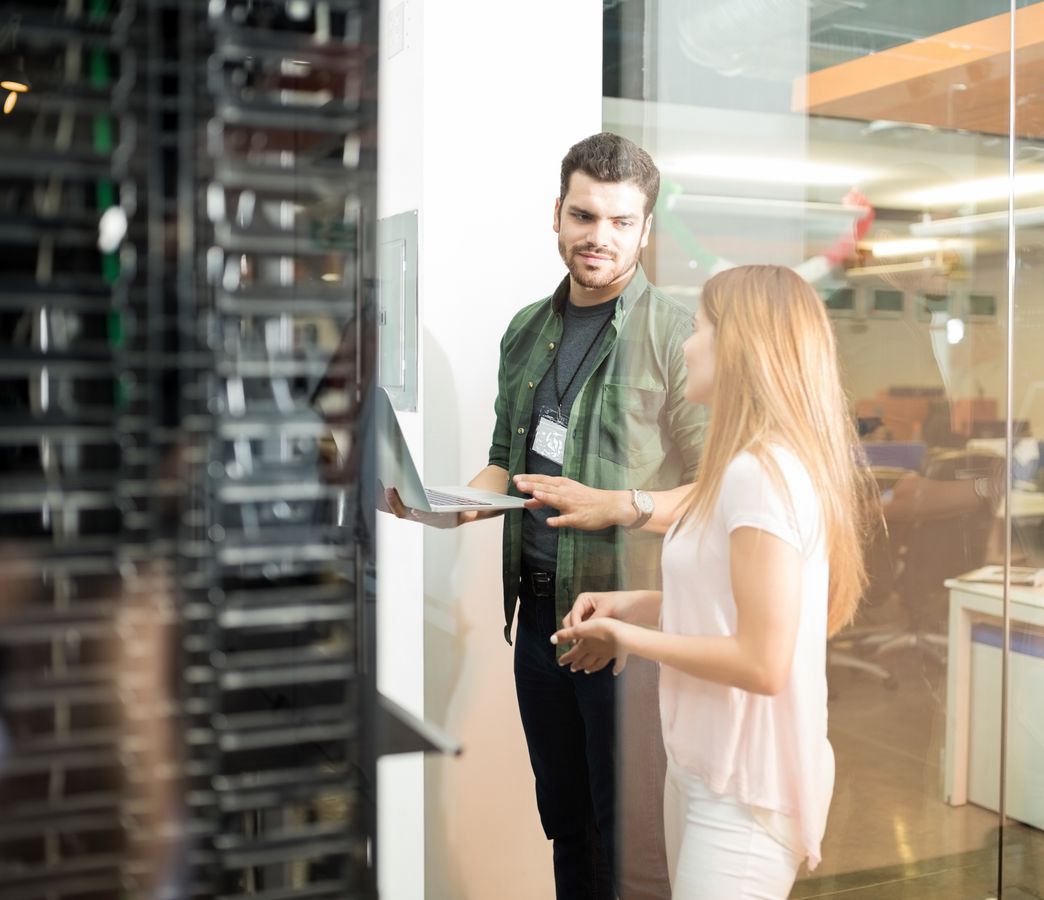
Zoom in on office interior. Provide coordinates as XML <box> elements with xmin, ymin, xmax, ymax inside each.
<box><xmin>0</xmin><ymin>0</ymin><xmax>1043</xmax><ymax>899</ymax></box>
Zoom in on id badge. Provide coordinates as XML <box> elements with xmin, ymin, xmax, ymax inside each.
<box><xmin>532</xmin><ymin>412</ymin><xmax>568</xmax><ymax>466</ymax></box>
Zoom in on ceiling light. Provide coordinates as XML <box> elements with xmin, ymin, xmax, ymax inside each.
<box><xmin>863</xmin><ymin>120</ymin><xmax>937</xmax><ymax>135</ymax></box>
<box><xmin>663</xmin><ymin>154</ymin><xmax>874</xmax><ymax>187</ymax></box>
<box><xmin>2</xmin><ymin>77</ymin><xmax>28</xmax><ymax>116</ymax></box>
<box><xmin>902</xmin><ymin>173</ymin><xmax>1044</xmax><ymax>207</ymax></box>
<box><xmin>910</xmin><ymin>206</ymin><xmax>1044</xmax><ymax>236</ymax></box>
<box><xmin>868</xmin><ymin>238</ymin><xmax>940</xmax><ymax>257</ymax></box>
<box><xmin>321</xmin><ymin>272</ymin><xmax>341</xmax><ymax>283</ymax></box>
<box><xmin>846</xmin><ymin>259</ymin><xmax>949</xmax><ymax>279</ymax></box>
<box><xmin>668</xmin><ymin>193</ymin><xmax>864</xmax><ymax>223</ymax></box>
<box><xmin>866</xmin><ymin>237</ymin><xmax>971</xmax><ymax>258</ymax></box>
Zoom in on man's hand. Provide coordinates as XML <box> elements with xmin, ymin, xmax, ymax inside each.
<box><xmin>379</xmin><ymin>484</ymin><xmax>477</xmax><ymax>528</ymax></box>
<box><xmin>513</xmin><ymin>474</ymin><xmax>632</xmax><ymax>529</ymax></box>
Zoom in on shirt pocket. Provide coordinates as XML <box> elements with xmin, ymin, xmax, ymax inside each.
<box><xmin>597</xmin><ymin>381</ymin><xmax>666</xmax><ymax>469</ymax></box>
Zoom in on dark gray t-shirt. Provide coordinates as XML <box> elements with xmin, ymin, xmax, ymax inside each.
<box><xmin>521</xmin><ymin>295</ymin><xmax>616</xmax><ymax>570</ymax></box>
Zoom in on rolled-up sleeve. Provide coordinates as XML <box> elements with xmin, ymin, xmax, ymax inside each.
<box><xmin>665</xmin><ymin>326</ymin><xmax>706</xmax><ymax>481</ymax></box>
<box><xmin>487</xmin><ymin>329</ymin><xmax>512</xmax><ymax>470</ymax></box>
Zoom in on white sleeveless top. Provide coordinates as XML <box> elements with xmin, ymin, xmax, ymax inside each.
<box><xmin>659</xmin><ymin>447</ymin><xmax>834</xmax><ymax>870</ymax></box>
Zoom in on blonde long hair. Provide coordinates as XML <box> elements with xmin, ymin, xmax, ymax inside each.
<box><xmin>681</xmin><ymin>265</ymin><xmax>877</xmax><ymax>636</ymax></box>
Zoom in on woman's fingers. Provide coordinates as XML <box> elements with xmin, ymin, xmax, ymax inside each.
<box><xmin>557</xmin><ymin>639</ymin><xmax>613</xmax><ymax>675</ymax></box>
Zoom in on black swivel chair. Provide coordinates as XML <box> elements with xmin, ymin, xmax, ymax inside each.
<box><xmin>872</xmin><ymin>449</ymin><xmax>1001</xmax><ymax>666</ymax></box>
<box><xmin>827</xmin><ymin>466</ymin><xmax>906</xmax><ymax>690</ymax></box>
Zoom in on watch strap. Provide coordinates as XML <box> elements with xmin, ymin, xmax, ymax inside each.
<box><xmin>627</xmin><ymin>488</ymin><xmax>653</xmax><ymax>529</ymax></box>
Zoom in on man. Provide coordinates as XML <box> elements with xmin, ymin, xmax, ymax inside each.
<box><xmin>387</xmin><ymin>132</ymin><xmax>705</xmax><ymax>899</ymax></box>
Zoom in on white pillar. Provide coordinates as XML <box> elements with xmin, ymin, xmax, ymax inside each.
<box><xmin>376</xmin><ymin>2</ymin><xmax>602</xmax><ymax>897</ymax></box>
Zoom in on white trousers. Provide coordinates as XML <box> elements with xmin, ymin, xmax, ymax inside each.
<box><xmin>663</xmin><ymin>760</ymin><xmax>802</xmax><ymax>900</ymax></box>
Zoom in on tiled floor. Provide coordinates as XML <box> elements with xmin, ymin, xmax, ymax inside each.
<box><xmin>791</xmin><ymin>605</ymin><xmax>1044</xmax><ymax>899</ymax></box>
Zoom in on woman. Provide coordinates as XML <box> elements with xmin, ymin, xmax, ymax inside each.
<box><xmin>551</xmin><ymin>264</ymin><xmax>877</xmax><ymax>898</ymax></box>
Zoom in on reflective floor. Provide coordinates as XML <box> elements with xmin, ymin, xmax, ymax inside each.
<box><xmin>794</xmin><ymin>591</ymin><xmax>1044</xmax><ymax>899</ymax></box>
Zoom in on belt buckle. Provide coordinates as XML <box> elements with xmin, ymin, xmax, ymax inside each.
<box><xmin>529</xmin><ymin>570</ymin><xmax>554</xmax><ymax>597</ymax></box>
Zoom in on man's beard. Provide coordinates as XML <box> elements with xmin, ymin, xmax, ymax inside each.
<box><xmin>560</xmin><ymin>240</ymin><xmax>636</xmax><ymax>290</ymax></box>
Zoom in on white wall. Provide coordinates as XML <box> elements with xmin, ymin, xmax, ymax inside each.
<box><xmin>376</xmin><ymin>2</ymin><xmax>603</xmax><ymax>898</ymax></box>
<box><xmin>375</xmin><ymin>1</ymin><xmax>425</xmax><ymax>898</ymax></box>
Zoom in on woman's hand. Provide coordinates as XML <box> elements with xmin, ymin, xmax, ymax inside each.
<box><xmin>552</xmin><ymin>616</ymin><xmax>632</xmax><ymax>676</ymax></box>
<box><xmin>554</xmin><ymin>590</ymin><xmax>658</xmax><ymax>674</ymax></box>
<box><xmin>562</xmin><ymin>589</ymin><xmax>656</xmax><ymax>628</ymax></box>
<box><xmin>513</xmin><ymin>474</ymin><xmax>631</xmax><ymax>530</ymax></box>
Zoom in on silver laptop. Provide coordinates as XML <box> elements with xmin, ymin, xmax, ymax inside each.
<box><xmin>376</xmin><ymin>387</ymin><xmax>527</xmax><ymax>513</ymax></box>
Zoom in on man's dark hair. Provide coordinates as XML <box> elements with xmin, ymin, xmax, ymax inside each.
<box><xmin>559</xmin><ymin>132</ymin><xmax>660</xmax><ymax>217</ymax></box>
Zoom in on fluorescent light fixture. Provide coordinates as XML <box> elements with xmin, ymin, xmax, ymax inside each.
<box><xmin>902</xmin><ymin>172</ymin><xmax>1044</xmax><ymax>207</ymax></box>
<box><xmin>910</xmin><ymin>205</ymin><xmax>1044</xmax><ymax>236</ymax></box>
<box><xmin>663</xmin><ymin>155</ymin><xmax>874</xmax><ymax>187</ymax></box>
<box><xmin>864</xmin><ymin>119</ymin><xmax>937</xmax><ymax>134</ymax></box>
<box><xmin>866</xmin><ymin>237</ymin><xmax>970</xmax><ymax>258</ymax></box>
<box><xmin>846</xmin><ymin>259</ymin><xmax>948</xmax><ymax>279</ymax></box>
<box><xmin>669</xmin><ymin>193</ymin><xmax>863</xmax><ymax>223</ymax></box>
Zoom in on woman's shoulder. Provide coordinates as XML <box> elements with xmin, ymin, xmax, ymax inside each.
<box><xmin>724</xmin><ymin>445</ymin><xmax>807</xmax><ymax>480</ymax></box>
<box><xmin>723</xmin><ymin>445</ymin><xmax>816</xmax><ymax>507</ymax></box>
<box><xmin>720</xmin><ymin>446</ymin><xmax>821</xmax><ymax>548</ymax></box>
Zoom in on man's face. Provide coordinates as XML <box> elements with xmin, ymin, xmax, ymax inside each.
<box><xmin>554</xmin><ymin>172</ymin><xmax>652</xmax><ymax>293</ymax></box>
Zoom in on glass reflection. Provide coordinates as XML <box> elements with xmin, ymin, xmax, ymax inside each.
<box><xmin>604</xmin><ymin>0</ymin><xmax>1043</xmax><ymax>896</ymax></box>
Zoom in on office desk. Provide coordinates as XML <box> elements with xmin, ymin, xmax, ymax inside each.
<box><xmin>944</xmin><ymin>578</ymin><xmax>1044</xmax><ymax>828</ymax></box>
<box><xmin>1007</xmin><ymin>489</ymin><xmax>1044</xmax><ymax>520</ymax></box>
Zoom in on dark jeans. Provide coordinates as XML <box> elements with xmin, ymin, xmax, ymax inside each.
<box><xmin>514</xmin><ymin>567</ymin><xmax>616</xmax><ymax>900</ymax></box>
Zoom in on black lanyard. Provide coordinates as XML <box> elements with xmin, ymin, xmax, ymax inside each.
<box><xmin>552</xmin><ymin>310</ymin><xmax>614</xmax><ymax>417</ymax></box>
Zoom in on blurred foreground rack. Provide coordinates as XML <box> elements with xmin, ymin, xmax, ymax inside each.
<box><xmin>0</xmin><ymin>1</ymin><xmax>387</xmax><ymax>897</ymax></box>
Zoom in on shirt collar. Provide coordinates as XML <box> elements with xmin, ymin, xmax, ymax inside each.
<box><xmin>551</xmin><ymin>263</ymin><xmax>649</xmax><ymax>316</ymax></box>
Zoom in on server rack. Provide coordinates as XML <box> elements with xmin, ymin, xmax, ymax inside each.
<box><xmin>0</xmin><ymin>1</ymin><xmax>380</xmax><ymax>897</ymax></box>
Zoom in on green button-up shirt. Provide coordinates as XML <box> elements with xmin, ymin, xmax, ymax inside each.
<box><xmin>488</xmin><ymin>265</ymin><xmax>706</xmax><ymax>643</ymax></box>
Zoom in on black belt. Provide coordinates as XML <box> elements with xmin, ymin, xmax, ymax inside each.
<box><xmin>521</xmin><ymin>565</ymin><xmax>556</xmax><ymax>599</ymax></box>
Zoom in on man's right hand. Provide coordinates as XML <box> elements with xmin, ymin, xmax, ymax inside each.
<box><xmin>379</xmin><ymin>485</ymin><xmax>478</xmax><ymax>528</ymax></box>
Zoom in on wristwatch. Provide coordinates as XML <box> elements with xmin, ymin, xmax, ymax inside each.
<box><xmin>627</xmin><ymin>489</ymin><xmax>654</xmax><ymax>529</ymax></box>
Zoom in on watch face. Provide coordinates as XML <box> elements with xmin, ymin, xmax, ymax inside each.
<box><xmin>636</xmin><ymin>490</ymin><xmax>654</xmax><ymax>514</ymax></box>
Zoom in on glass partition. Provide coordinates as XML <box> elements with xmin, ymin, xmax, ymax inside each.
<box><xmin>603</xmin><ymin>1</ymin><xmax>1044</xmax><ymax>896</ymax></box>
<box><xmin>1002</xmin><ymin>2</ymin><xmax>1044</xmax><ymax>896</ymax></box>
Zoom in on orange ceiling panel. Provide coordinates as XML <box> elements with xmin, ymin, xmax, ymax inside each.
<box><xmin>795</xmin><ymin>6</ymin><xmax>1044</xmax><ymax>139</ymax></box>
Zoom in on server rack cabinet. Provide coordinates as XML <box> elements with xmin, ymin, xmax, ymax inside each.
<box><xmin>0</xmin><ymin>1</ymin><xmax>381</xmax><ymax>897</ymax></box>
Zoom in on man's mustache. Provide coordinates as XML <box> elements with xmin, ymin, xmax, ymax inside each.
<box><xmin>571</xmin><ymin>244</ymin><xmax>615</xmax><ymax>259</ymax></box>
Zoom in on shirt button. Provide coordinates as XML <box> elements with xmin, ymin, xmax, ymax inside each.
<box><xmin>548</xmin><ymin>342</ymin><xmax>555</xmax><ymax>350</ymax></box>
<box><xmin>528</xmin><ymin>381</ymin><xmax>534</xmax><ymax>389</ymax></box>
<box><xmin>517</xmin><ymin>427</ymin><xmax>525</xmax><ymax>435</ymax></box>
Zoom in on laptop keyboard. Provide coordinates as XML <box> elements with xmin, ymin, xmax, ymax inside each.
<box><xmin>425</xmin><ymin>489</ymin><xmax>492</xmax><ymax>507</ymax></box>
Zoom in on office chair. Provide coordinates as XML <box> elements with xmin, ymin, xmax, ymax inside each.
<box><xmin>872</xmin><ymin>449</ymin><xmax>1001</xmax><ymax>666</ymax></box>
<box><xmin>827</xmin><ymin>466</ymin><xmax>906</xmax><ymax>690</ymax></box>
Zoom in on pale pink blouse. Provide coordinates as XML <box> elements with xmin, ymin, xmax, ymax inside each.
<box><xmin>659</xmin><ymin>447</ymin><xmax>834</xmax><ymax>870</ymax></box>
